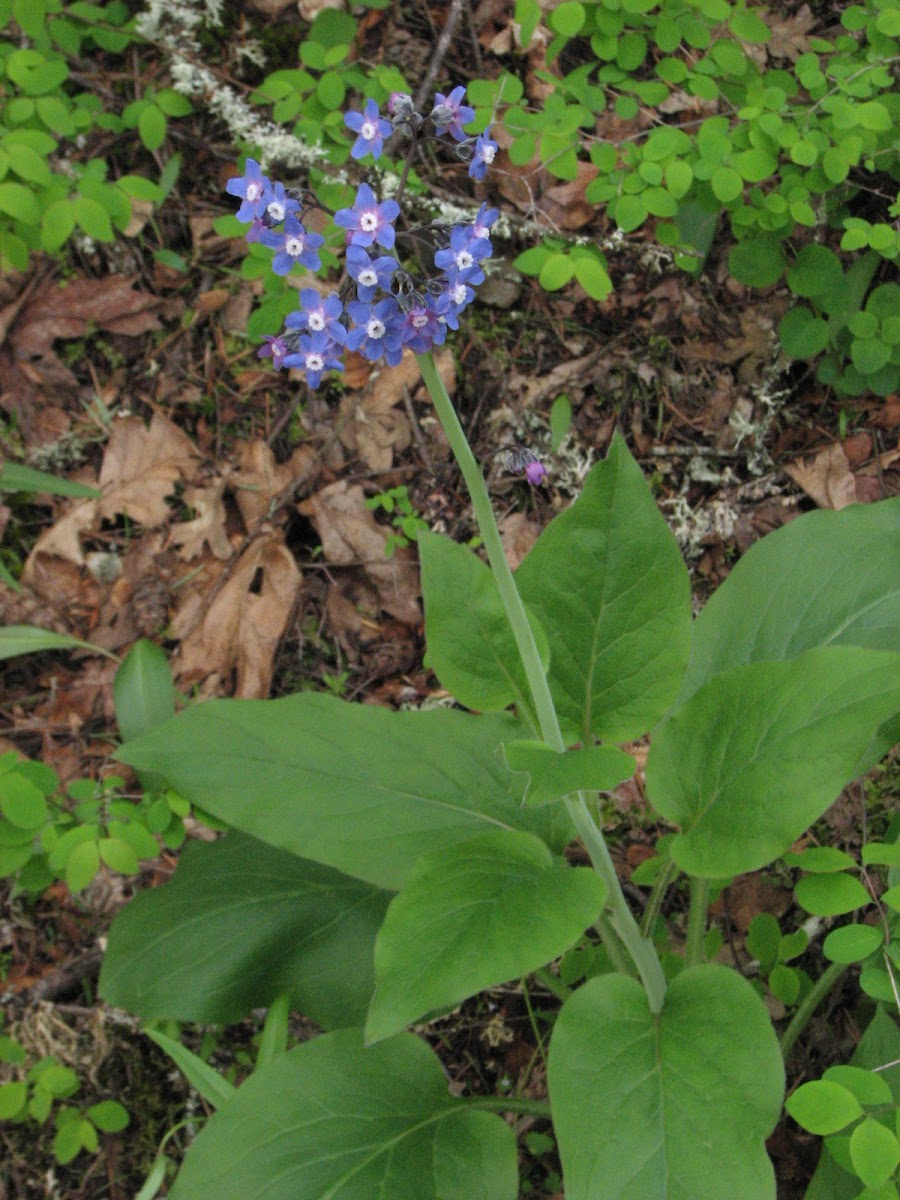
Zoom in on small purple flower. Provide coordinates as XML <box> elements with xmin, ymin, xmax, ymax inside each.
<box><xmin>431</xmin><ymin>86</ymin><xmax>475</xmax><ymax>142</ymax></box>
<box><xmin>226</xmin><ymin>158</ymin><xmax>270</xmax><ymax>223</ymax></box>
<box><xmin>335</xmin><ymin>183</ymin><xmax>400</xmax><ymax>250</ymax></box>
<box><xmin>282</xmin><ymin>332</ymin><xmax>344</xmax><ymax>388</ymax></box>
<box><xmin>344</xmin><ymin>99</ymin><xmax>393</xmax><ymax>161</ymax></box>
<box><xmin>506</xmin><ymin>447</ymin><xmax>547</xmax><ymax>486</ymax></box>
<box><xmin>262</xmin><ymin>181</ymin><xmax>301</xmax><ymax>226</ymax></box>
<box><xmin>346</xmin><ymin>297</ymin><xmax>404</xmax><ymax>364</ymax></box>
<box><xmin>436</xmin><ymin>274</ymin><xmax>475</xmax><ymax>330</ymax></box>
<box><xmin>346</xmin><ymin>245</ymin><xmax>398</xmax><ymax>302</ymax></box>
<box><xmin>468</xmin><ymin>128</ymin><xmax>498</xmax><ymax>181</ymax></box>
<box><xmin>387</xmin><ymin>91</ymin><xmax>418</xmax><ymax>125</ymax></box>
<box><xmin>525</xmin><ymin>458</ymin><xmax>548</xmax><ymax>486</ymax></box>
<box><xmin>399</xmin><ymin>303</ymin><xmax>447</xmax><ymax>353</ymax></box>
<box><xmin>245</xmin><ymin>217</ymin><xmax>267</xmax><ymax>243</ymax></box>
<box><xmin>472</xmin><ymin>203</ymin><xmax>499</xmax><ymax>241</ymax></box>
<box><xmin>435</xmin><ymin>226</ymin><xmax>490</xmax><ymax>284</ymax></box>
<box><xmin>258</xmin><ymin>334</ymin><xmax>289</xmax><ymax>370</ymax></box>
<box><xmin>285</xmin><ymin>290</ymin><xmax>347</xmax><ymax>344</ymax></box>
<box><xmin>261</xmin><ymin>216</ymin><xmax>324</xmax><ymax>275</ymax></box>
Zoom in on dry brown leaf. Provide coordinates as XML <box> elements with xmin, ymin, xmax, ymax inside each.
<box><xmin>167</xmin><ymin>480</ymin><xmax>232</xmax><ymax>560</ymax></box>
<box><xmin>173</xmin><ymin>531</ymin><xmax>302</xmax><ymax>698</ymax></box>
<box><xmin>767</xmin><ymin>4</ymin><xmax>815</xmax><ymax>60</ymax></box>
<box><xmin>10</xmin><ymin>276</ymin><xmax>163</xmax><ymax>360</ymax></box>
<box><xmin>228</xmin><ymin>440</ymin><xmax>319</xmax><ymax>526</ymax></box>
<box><xmin>539</xmin><ymin>162</ymin><xmax>600</xmax><ymax>231</ymax></box>
<box><xmin>23</xmin><ymin>499</ymin><xmax>95</xmax><ymax>570</ymax></box>
<box><xmin>301</xmin><ymin>480</ymin><xmax>421</xmax><ymax>625</ymax></box>
<box><xmin>99</xmin><ymin>413</ymin><xmax>200</xmax><ymax>527</ymax></box>
<box><xmin>785</xmin><ymin>442</ymin><xmax>858</xmax><ymax>510</ymax></box>
<box><xmin>499</xmin><ymin>511</ymin><xmax>541</xmax><ymax>570</ymax></box>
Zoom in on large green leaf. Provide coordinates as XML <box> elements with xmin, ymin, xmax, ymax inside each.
<box><xmin>99</xmin><ymin>833</ymin><xmax>391</xmax><ymax>1029</ymax></box>
<box><xmin>0</xmin><ymin>625</ymin><xmax>117</xmax><ymax>662</ymax></box>
<box><xmin>0</xmin><ymin>461</ymin><xmax>100</xmax><ymax>498</ymax></box>
<box><xmin>169</xmin><ymin>1029</ymin><xmax>518</xmax><ymax>1200</ymax></box>
<box><xmin>504</xmin><ymin>741</ymin><xmax>635</xmax><ymax>806</ymax></box>
<box><xmin>646</xmin><ymin>647</ymin><xmax>900</xmax><ymax>878</ymax></box>
<box><xmin>419</xmin><ymin>530</ymin><xmax>546</xmax><ymax>720</ymax></box>
<box><xmin>115</xmin><ymin>694</ymin><xmax>572</xmax><ymax>890</ymax></box>
<box><xmin>366</xmin><ymin>830</ymin><xmax>606</xmax><ymax>1043</ymax></box>
<box><xmin>516</xmin><ymin>434</ymin><xmax>691</xmax><ymax>742</ymax></box>
<box><xmin>680</xmin><ymin>498</ymin><xmax>900</xmax><ymax>702</ymax></box>
<box><xmin>548</xmin><ymin>966</ymin><xmax>784</xmax><ymax>1200</ymax></box>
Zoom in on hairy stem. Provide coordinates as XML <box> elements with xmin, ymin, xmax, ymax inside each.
<box><xmin>684</xmin><ymin>876</ymin><xmax>710</xmax><ymax>968</ymax></box>
<box><xmin>640</xmin><ymin>857</ymin><xmax>678</xmax><ymax>938</ymax></box>
<box><xmin>533</xmin><ymin>966</ymin><xmax>572</xmax><ymax>1003</ymax></box>
<box><xmin>417</xmin><ymin>352</ymin><xmax>667</xmax><ymax>1014</ymax></box>
<box><xmin>779</xmin><ymin>961</ymin><xmax>849</xmax><ymax>1059</ymax></box>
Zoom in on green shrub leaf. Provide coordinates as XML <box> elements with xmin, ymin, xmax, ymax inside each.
<box><xmin>168</xmin><ymin>1030</ymin><xmax>518</xmax><ymax>1200</ymax></box>
<box><xmin>115</xmin><ymin>695</ymin><xmax>571</xmax><ymax>890</ymax></box>
<box><xmin>517</xmin><ymin>434</ymin><xmax>691</xmax><ymax>742</ymax></box>
<box><xmin>101</xmin><ymin>833</ymin><xmax>391</xmax><ymax>1028</ymax></box>
<box><xmin>548</xmin><ymin>966</ymin><xmax>783</xmax><ymax>1199</ymax></box>
<box><xmin>787</xmin><ymin>1080</ymin><xmax>862</xmax><ymax>1135</ymax></box>
<box><xmin>647</xmin><ymin>648</ymin><xmax>900</xmax><ymax>877</ymax></box>
<box><xmin>366</xmin><ymin>829</ymin><xmax>606</xmax><ymax>1042</ymax></box>
<box><xmin>794</xmin><ymin>871</ymin><xmax>871</xmax><ymax>916</ymax></box>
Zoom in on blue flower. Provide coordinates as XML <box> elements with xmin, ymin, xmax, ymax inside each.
<box><xmin>346</xmin><ymin>297</ymin><xmax>404</xmax><ymax>364</ymax></box>
<box><xmin>335</xmin><ymin>183</ymin><xmax>400</xmax><ymax>250</ymax></box>
<box><xmin>468</xmin><ymin>128</ymin><xmax>498</xmax><ymax>181</ymax></box>
<box><xmin>434</xmin><ymin>226</ymin><xmax>490</xmax><ymax>285</ymax></box>
<box><xmin>435</xmin><ymin>275</ymin><xmax>475</xmax><ymax>330</ymax></box>
<box><xmin>399</xmin><ymin>302</ymin><xmax>447</xmax><ymax>353</ymax></box>
<box><xmin>282</xmin><ymin>332</ymin><xmax>344</xmax><ymax>388</ymax></box>
<box><xmin>225</xmin><ymin>158</ymin><xmax>271</xmax><ymax>223</ymax></box>
<box><xmin>258</xmin><ymin>334</ymin><xmax>289</xmax><ymax>370</ymax></box>
<box><xmin>285</xmin><ymin>290</ymin><xmax>347</xmax><ymax>344</ymax></box>
<box><xmin>344</xmin><ymin>99</ymin><xmax>393</xmax><ymax>161</ymax></box>
<box><xmin>261</xmin><ymin>216</ymin><xmax>324</xmax><ymax>275</ymax></box>
<box><xmin>472</xmin><ymin>203</ymin><xmax>499</xmax><ymax>241</ymax></box>
<box><xmin>431</xmin><ymin>86</ymin><xmax>475</xmax><ymax>142</ymax></box>
<box><xmin>346</xmin><ymin>245</ymin><xmax>398</xmax><ymax>301</ymax></box>
<box><xmin>262</xmin><ymin>181</ymin><xmax>301</xmax><ymax>226</ymax></box>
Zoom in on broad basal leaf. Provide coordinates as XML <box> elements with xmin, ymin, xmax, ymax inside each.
<box><xmin>115</xmin><ymin>693</ymin><xmax>572</xmax><ymax>890</ymax></box>
<box><xmin>680</xmin><ymin>497</ymin><xmax>900</xmax><ymax>703</ymax></box>
<box><xmin>548</xmin><ymin>966</ymin><xmax>784</xmax><ymax>1200</ymax></box>
<box><xmin>516</xmin><ymin>433</ymin><xmax>691</xmax><ymax>742</ymax></box>
<box><xmin>113</xmin><ymin>639</ymin><xmax>175</xmax><ymax>742</ymax></box>
<box><xmin>504</xmin><ymin>741</ymin><xmax>635</xmax><ymax>806</ymax></box>
<box><xmin>99</xmin><ymin>833</ymin><xmax>391</xmax><ymax>1029</ymax></box>
<box><xmin>646</xmin><ymin>647</ymin><xmax>900</xmax><ymax>878</ymax></box>
<box><xmin>419</xmin><ymin>530</ymin><xmax>547</xmax><ymax>719</ymax></box>
<box><xmin>366</xmin><ymin>830</ymin><xmax>606</xmax><ymax>1043</ymax></box>
<box><xmin>169</xmin><ymin>1029</ymin><xmax>518</xmax><ymax>1200</ymax></box>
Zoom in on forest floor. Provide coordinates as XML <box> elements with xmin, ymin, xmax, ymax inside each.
<box><xmin>0</xmin><ymin>1</ymin><xmax>898</xmax><ymax>1197</ymax></box>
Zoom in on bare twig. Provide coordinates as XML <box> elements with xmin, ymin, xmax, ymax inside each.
<box><xmin>415</xmin><ymin>0</ymin><xmax>467</xmax><ymax>112</ymax></box>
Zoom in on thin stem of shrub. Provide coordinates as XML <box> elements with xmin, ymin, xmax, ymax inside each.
<box><xmin>779</xmin><ymin>961</ymin><xmax>849</xmax><ymax>1059</ymax></box>
<box><xmin>596</xmin><ymin>913</ymin><xmax>638</xmax><ymax>979</ymax></box>
<box><xmin>417</xmin><ymin>351</ymin><xmax>667</xmax><ymax>1014</ymax></box>
<box><xmin>640</xmin><ymin>858</ymin><xmax>678</xmax><ymax>938</ymax></box>
<box><xmin>533</xmin><ymin>966</ymin><xmax>572</xmax><ymax>1003</ymax></box>
<box><xmin>684</xmin><ymin>877</ymin><xmax>710</xmax><ymax>968</ymax></box>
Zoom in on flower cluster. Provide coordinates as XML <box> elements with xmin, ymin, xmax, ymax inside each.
<box><xmin>225</xmin><ymin>87</ymin><xmax>502</xmax><ymax>388</ymax></box>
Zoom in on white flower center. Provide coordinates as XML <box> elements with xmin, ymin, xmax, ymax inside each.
<box><xmin>412</xmin><ymin>313</ymin><xmax>428</xmax><ymax>329</ymax></box>
<box><xmin>366</xmin><ymin>318</ymin><xmax>386</xmax><ymax>339</ymax></box>
<box><xmin>267</xmin><ymin>200</ymin><xmax>285</xmax><ymax>222</ymax></box>
<box><xmin>358</xmin><ymin>267</ymin><xmax>377</xmax><ymax>286</ymax></box>
<box><xmin>360</xmin><ymin>211</ymin><xmax>378</xmax><ymax>232</ymax></box>
<box><xmin>455</xmin><ymin>250</ymin><xmax>474</xmax><ymax>270</ymax></box>
<box><xmin>308</xmin><ymin>313</ymin><xmax>325</xmax><ymax>331</ymax></box>
<box><xmin>285</xmin><ymin>236</ymin><xmax>304</xmax><ymax>256</ymax></box>
<box><xmin>246</xmin><ymin>181</ymin><xmax>262</xmax><ymax>201</ymax></box>
<box><xmin>450</xmin><ymin>284</ymin><xmax>466</xmax><ymax>304</ymax></box>
<box><xmin>307</xmin><ymin>353</ymin><xmax>324</xmax><ymax>372</ymax></box>
<box><xmin>481</xmin><ymin>144</ymin><xmax>496</xmax><ymax>164</ymax></box>
<box><xmin>360</xmin><ymin>120</ymin><xmax>377</xmax><ymax>140</ymax></box>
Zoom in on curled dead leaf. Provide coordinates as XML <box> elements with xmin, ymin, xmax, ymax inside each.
<box><xmin>785</xmin><ymin>442</ymin><xmax>858</xmax><ymax>510</ymax></box>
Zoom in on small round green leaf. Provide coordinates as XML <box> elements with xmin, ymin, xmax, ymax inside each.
<box><xmin>779</xmin><ymin>307</ymin><xmax>830</xmax><ymax>359</ymax></box>
<box><xmin>711</xmin><ymin>165</ymin><xmax>743</xmax><ymax>203</ymax></box>
<box><xmin>786</xmin><ymin>1081</ymin><xmax>862</xmax><ymax>1135</ymax></box>
<box><xmin>794</xmin><ymin>872</ymin><xmax>870</xmax><ymax>917</ymax></box>
<box><xmin>65</xmin><ymin>839</ymin><xmax>100</xmax><ymax>892</ymax></box>
<box><xmin>0</xmin><ymin>773</ymin><xmax>48</xmax><ymax>829</ymax></box>
<box><xmin>823</xmin><ymin>1066</ymin><xmax>892</xmax><ymax>1108</ymax></box>
<box><xmin>849</xmin><ymin>1118</ymin><xmax>900</xmax><ymax>1190</ymax></box>
<box><xmin>851</xmin><ymin>338</ymin><xmax>891</xmax><ymax>376</ymax></box>
<box><xmin>783</xmin><ymin>847</ymin><xmax>857</xmax><ymax>872</ymax></box>
<box><xmin>615</xmin><ymin>194</ymin><xmax>648</xmax><ymax>232</ymax></box>
<box><xmin>98</xmin><ymin>836</ymin><xmax>139</xmax><ymax>875</ymax></box>
<box><xmin>0</xmin><ymin>1081</ymin><xmax>27</xmax><ymax>1119</ymax></box>
<box><xmin>138</xmin><ymin>105</ymin><xmax>166</xmax><ymax>151</ymax></box>
<box><xmin>86</xmin><ymin>1099</ymin><xmax>130</xmax><ymax>1132</ymax></box>
<box><xmin>728</xmin><ymin>236</ymin><xmax>786</xmax><ymax>287</ymax></box>
<box><xmin>539</xmin><ymin>253</ymin><xmax>575</xmax><ymax>291</ymax></box>
<box><xmin>40</xmin><ymin>200</ymin><xmax>76</xmax><ymax>252</ymax></box>
<box><xmin>823</xmin><ymin>923</ymin><xmax>883</xmax><ymax>963</ymax></box>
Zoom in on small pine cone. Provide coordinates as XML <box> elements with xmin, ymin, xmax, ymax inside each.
<box><xmin>131</xmin><ymin>573</ymin><xmax>171</xmax><ymax>636</ymax></box>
